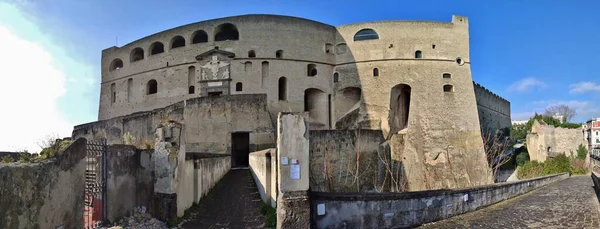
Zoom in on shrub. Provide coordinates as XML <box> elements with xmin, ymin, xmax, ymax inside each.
<box><xmin>576</xmin><ymin>144</ymin><xmax>587</xmax><ymax>160</ymax></box>
<box><xmin>542</xmin><ymin>154</ymin><xmax>571</xmax><ymax>175</ymax></box>
<box><xmin>516</xmin><ymin>147</ymin><xmax>530</xmax><ymax>166</ymax></box>
<box><xmin>1</xmin><ymin>155</ymin><xmax>14</xmax><ymax>163</ymax></box>
<box><xmin>517</xmin><ymin>154</ymin><xmax>588</xmax><ymax>179</ymax></box>
<box><xmin>18</xmin><ymin>153</ymin><xmax>30</xmax><ymax>163</ymax></box>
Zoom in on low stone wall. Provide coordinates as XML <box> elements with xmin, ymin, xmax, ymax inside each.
<box><xmin>177</xmin><ymin>153</ymin><xmax>230</xmax><ymax>216</ymax></box>
<box><xmin>311</xmin><ymin>172</ymin><xmax>569</xmax><ymax>228</ymax></box>
<box><xmin>249</xmin><ymin>148</ymin><xmax>277</xmax><ymax>207</ymax></box>
<box><xmin>106</xmin><ymin>145</ymin><xmax>155</xmax><ymax>222</ymax></box>
<box><xmin>0</xmin><ymin>138</ymin><xmax>87</xmax><ymax>229</ymax></box>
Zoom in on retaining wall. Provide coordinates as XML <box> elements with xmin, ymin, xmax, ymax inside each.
<box><xmin>0</xmin><ymin>138</ymin><xmax>87</xmax><ymax>229</ymax></box>
<box><xmin>249</xmin><ymin>148</ymin><xmax>277</xmax><ymax>208</ymax></box>
<box><xmin>178</xmin><ymin>153</ymin><xmax>230</xmax><ymax>215</ymax></box>
<box><xmin>311</xmin><ymin>172</ymin><xmax>569</xmax><ymax>228</ymax></box>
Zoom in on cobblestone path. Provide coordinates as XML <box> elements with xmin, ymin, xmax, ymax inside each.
<box><xmin>420</xmin><ymin>176</ymin><xmax>600</xmax><ymax>228</ymax></box>
<box><xmin>180</xmin><ymin>169</ymin><xmax>266</xmax><ymax>229</ymax></box>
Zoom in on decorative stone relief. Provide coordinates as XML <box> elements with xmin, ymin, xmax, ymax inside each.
<box><xmin>200</xmin><ymin>55</ymin><xmax>230</xmax><ymax>80</ymax></box>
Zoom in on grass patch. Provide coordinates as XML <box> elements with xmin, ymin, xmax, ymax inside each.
<box><xmin>518</xmin><ymin>154</ymin><xmax>588</xmax><ymax>179</ymax></box>
<box><xmin>259</xmin><ymin>201</ymin><xmax>276</xmax><ymax>228</ymax></box>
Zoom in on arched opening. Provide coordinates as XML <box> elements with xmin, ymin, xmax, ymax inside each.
<box><xmin>333</xmin><ymin>72</ymin><xmax>339</xmax><ymax>83</ymax></box>
<box><xmin>170</xmin><ymin>36</ymin><xmax>185</xmax><ymax>49</ymax></box>
<box><xmin>276</xmin><ymin>50</ymin><xmax>283</xmax><ymax>58</ymax></box>
<box><xmin>443</xmin><ymin>73</ymin><xmax>451</xmax><ymax>79</ymax></box>
<box><xmin>278</xmin><ymin>77</ymin><xmax>287</xmax><ymax>101</ymax></box>
<box><xmin>110</xmin><ymin>83</ymin><xmax>116</xmax><ymax>104</ymax></box>
<box><xmin>147</xmin><ymin>80</ymin><xmax>158</xmax><ymax>95</ymax></box>
<box><xmin>307</xmin><ymin>64</ymin><xmax>317</xmax><ymax>76</ymax></box>
<box><xmin>130</xmin><ymin>48</ymin><xmax>144</xmax><ymax>62</ymax></box>
<box><xmin>415</xmin><ymin>50</ymin><xmax>422</xmax><ymax>59</ymax></box>
<box><xmin>389</xmin><ymin>84</ymin><xmax>411</xmax><ymax>133</ymax></box>
<box><xmin>188</xmin><ymin>66</ymin><xmax>195</xmax><ymax>94</ymax></box>
<box><xmin>150</xmin><ymin>42</ymin><xmax>164</xmax><ymax>55</ymax></box>
<box><xmin>443</xmin><ymin>84</ymin><xmax>454</xmax><ymax>92</ymax></box>
<box><xmin>244</xmin><ymin>61</ymin><xmax>252</xmax><ymax>71</ymax></box>
<box><xmin>127</xmin><ymin>78</ymin><xmax>133</xmax><ymax>102</ymax></box>
<box><xmin>335</xmin><ymin>87</ymin><xmax>361</xmax><ymax>121</ymax></box>
<box><xmin>191</xmin><ymin>30</ymin><xmax>208</xmax><ymax>44</ymax></box>
<box><xmin>373</xmin><ymin>68</ymin><xmax>379</xmax><ymax>77</ymax></box>
<box><xmin>353</xmin><ymin>29</ymin><xmax>379</xmax><ymax>41</ymax></box>
<box><xmin>235</xmin><ymin>82</ymin><xmax>243</xmax><ymax>92</ymax></box>
<box><xmin>304</xmin><ymin>88</ymin><xmax>328</xmax><ymax>128</ymax></box>
<box><xmin>248</xmin><ymin>50</ymin><xmax>256</xmax><ymax>58</ymax></box>
<box><xmin>109</xmin><ymin>58</ymin><xmax>123</xmax><ymax>71</ymax></box>
<box><xmin>325</xmin><ymin>43</ymin><xmax>333</xmax><ymax>53</ymax></box>
<box><xmin>214</xmin><ymin>23</ymin><xmax>239</xmax><ymax>41</ymax></box>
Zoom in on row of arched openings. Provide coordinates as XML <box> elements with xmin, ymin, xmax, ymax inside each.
<box><xmin>247</xmin><ymin>50</ymin><xmax>284</xmax><ymax>58</ymax></box>
<box><xmin>123</xmin><ymin>23</ymin><xmax>238</xmax><ymax>65</ymax></box>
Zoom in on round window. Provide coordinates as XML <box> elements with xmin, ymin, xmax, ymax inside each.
<box><xmin>456</xmin><ymin>57</ymin><xmax>464</xmax><ymax>66</ymax></box>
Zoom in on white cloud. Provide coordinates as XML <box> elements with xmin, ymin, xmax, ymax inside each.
<box><xmin>568</xmin><ymin>81</ymin><xmax>600</xmax><ymax>94</ymax></box>
<box><xmin>0</xmin><ymin>25</ymin><xmax>73</xmax><ymax>152</ymax></box>
<box><xmin>508</xmin><ymin>77</ymin><xmax>547</xmax><ymax>92</ymax></box>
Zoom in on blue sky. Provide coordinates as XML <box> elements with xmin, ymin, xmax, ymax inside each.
<box><xmin>1</xmin><ymin>0</ymin><xmax>599</xmax><ymax>151</ymax></box>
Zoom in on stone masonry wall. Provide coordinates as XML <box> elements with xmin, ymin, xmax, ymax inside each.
<box><xmin>473</xmin><ymin>82</ymin><xmax>511</xmax><ymax>136</ymax></box>
<box><xmin>527</xmin><ymin>120</ymin><xmax>587</xmax><ymax>162</ymax></box>
<box><xmin>309</xmin><ymin>129</ymin><xmax>385</xmax><ymax>192</ymax></box>
<box><xmin>311</xmin><ymin>173</ymin><xmax>569</xmax><ymax>229</ymax></box>
<box><xmin>249</xmin><ymin>148</ymin><xmax>277</xmax><ymax>208</ymax></box>
<box><xmin>0</xmin><ymin>138</ymin><xmax>87</xmax><ymax>229</ymax></box>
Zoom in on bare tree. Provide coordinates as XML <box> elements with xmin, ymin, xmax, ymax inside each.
<box><xmin>482</xmin><ymin>131</ymin><xmax>512</xmax><ymax>182</ymax></box>
<box><xmin>544</xmin><ymin>104</ymin><xmax>576</xmax><ymax>122</ymax></box>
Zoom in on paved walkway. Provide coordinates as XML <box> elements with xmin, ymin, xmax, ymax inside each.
<box><xmin>420</xmin><ymin>176</ymin><xmax>600</xmax><ymax>228</ymax></box>
<box><xmin>180</xmin><ymin>169</ymin><xmax>266</xmax><ymax>229</ymax></box>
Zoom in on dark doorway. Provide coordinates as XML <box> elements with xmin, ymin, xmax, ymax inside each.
<box><xmin>231</xmin><ymin>132</ymin><xmax>250</xmax><ymax>168</ymax></box>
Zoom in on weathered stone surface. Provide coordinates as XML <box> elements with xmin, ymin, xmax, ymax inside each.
<box><xmin>420</xmin><ymin>176</ymin><xmax>600</xmax><ymax>228</ymax></box>
<box><xmin>0</xmin><ymin>138</ymin><xmax>86</xmax><ymax>229</ymax></box>
<box><xmin>277</xmin><ymin>191</ymin><xmax>310</xmax><ymax>229</ymax></box>
<box><xmin>527</xmin><ymin>119</ymin><xmax>586</xmax><ymax>162</ymax></box>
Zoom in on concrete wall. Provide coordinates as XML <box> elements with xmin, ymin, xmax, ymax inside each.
<box><xmin>527</xmin><ymin>120</ymin><xmax>587</xmax><ymax>162</ymax></box>
<box><xmin>73</xmin><ymin>94</ymin><xmax>275</xmax><ymax>156</ymax></box>
<box><xmin>177</xmin><ymin>154</ymin><xmax>230</xmax><ymax>216</ymax></box>
<box><xmin>311</xmin><ymin>172</ymin><xmax>569</xmax><ymax>229</ymax></box>
<box><xmin>0</xmin><ymin>138</ymin><xmax>87</xmax><ymax>229</ymax></box>
<box><xmin>249</xmin><ymin>148</ymin><xmax>277</xmax><ymax>208</ymax></box>
<box><xmin>105</xmin><ymin>145</ymin><xmax>155</xmax><ymax>222</ymax></box>
<box><xmin>473</xmin><ymin>82</ymin><xmax>511</xmax><ymax>135</ymax></box>
<box><xmin>309</xmin><ymin>129</ymin><xmax>385</xmax><ymax>192</ymax></box>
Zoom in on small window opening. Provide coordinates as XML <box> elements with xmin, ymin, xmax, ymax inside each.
<box><xmin>307</xmin><ymin>64</ymin><xmax>317</xmax><ymax>76</ymax></box>
<box><xmin>150</xmin><ymin>42</ymin><xmax>164</xmax><ymax>55</ymax></box>
<box><xmin>109</xmin><ymin>59</ymin><xmax>123</xmax><ymax>71</ymax></box>
<box><xmin>443</xmin><ymin>73</ymin><xmax>451</xmax><ymax>79</ymax></box>
<box><xmin>325</xmin><ymin>43</ymin><xmax>333</xmax><ymax>54</ymax></box>
<box><xmin>235</xmin><ymin>82</ymin><xmax>243</xmax><ymax>91</ymax></box>
<box><xmin>276</xmin><ymin>50</ymin><xmax>283</xmax><ymax>58</ymax></box>
<box><xmin>170</xmin><ymin>36</ymin><xmax>185</xmax><ymax>49</ymax></box>
<box><xmin>248</xmin><ymin>50</ymin><xmax>256</xmax><ymax>58</ymax></box>
<box><xmin>188</xmin><ymin>86</ymin><xmax>195</xmax><ymax>94</ymax></box>
<box><xmin>147</xmin><ymin>80</ymin><xmax>158</xmax><ymax>95</ymax></box>
<box><xmin>278</xmin><ymin>77</ymin><xmax>287</xmax><ymax>101</ymax></box>
<box><xmin>456</xmin><ymin>57</ymin><xmax>464</xmax><ymax>65</ymax></box>
<box><xmin>333</xmin><ymin>72</ymin><xmax>339</xmax><ymax>83</ymax></box>
<box><xmin>443</xmin><ymin>84</ymin><xmax>454</xmax><ymax>92</ymax></box>
<box><xmin>373</xmin><ymin>68</ymin><xmax>379</xmax><ymax>77</ymax></box>
<box><xmin>432</xmin><ymin>44</ymin><xmax>436</xmax><ymax>49</ymax></box>
<box><xmin>415</xmin><ymin>50</ymin><xmax>422</xmax><ymax>59</ymax></box>
<box><xmin>110</xmin><ymin>83</ymin><xmax>116</xmax><ymax>104</ymax></box>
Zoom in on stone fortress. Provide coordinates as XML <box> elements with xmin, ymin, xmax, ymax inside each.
<box><xmin>75</xmin><ymin>14</ymin><xmax>511</xmax><ymax>191</ymax></box>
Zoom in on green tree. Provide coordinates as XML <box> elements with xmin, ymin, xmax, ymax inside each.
<box><xmin>511</xmin><ymin>124</ymin><xmax>528</xmax><ymax>140</ymax></box>
<box><xmin>576</xmin><ymin>144</ymin><xmax>587</xmax><ymax>160</ymax></box>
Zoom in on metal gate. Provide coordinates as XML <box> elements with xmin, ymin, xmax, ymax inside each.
<box><xmin>84</xmin><ymin>139</ymin><xmax>107</xmax><ymax>228</ymax></box>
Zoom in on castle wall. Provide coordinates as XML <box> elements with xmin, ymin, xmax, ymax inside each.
<box><xmin>527</xmin><ymin>120</ymin><xmax>586</xmax><ymax>162</ymax></box>
<box><xmin>473</xmin><ymin>82</ymin><xmax>511</xmax><ymax>136</ymax></box>
<box><xmin>74</xmin><ymin>94</ymin><xmax>275</xmax><ymax>156</ymax></box>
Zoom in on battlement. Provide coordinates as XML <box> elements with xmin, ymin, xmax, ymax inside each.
<box><xmin>473</xmin><ymin>81</ymin><xmax>509</xmax><ymax>104</ymax></box>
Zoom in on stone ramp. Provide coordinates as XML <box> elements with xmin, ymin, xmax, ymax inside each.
<box><xmin>420</xmin><ymin>176</ymin><xmax>600</xmax><ymax>228</ymax></box>
<box><xmin>180</xmin><ymin>169</ymin><xmax>266</xmax><ymax>229</ymax></box>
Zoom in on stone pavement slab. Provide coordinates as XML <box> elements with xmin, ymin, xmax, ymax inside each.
<box><xmin>420</xmin><ymin>176</ymin><xmax>600</xmax><ymax>229</ymax></box>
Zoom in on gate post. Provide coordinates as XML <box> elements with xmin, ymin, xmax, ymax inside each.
<box><xmin>276</xmin><ymin>112</ymin><xmax>311</xmax><ymax>229</ymax></box>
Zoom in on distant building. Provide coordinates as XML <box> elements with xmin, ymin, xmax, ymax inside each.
<box><xmin>552</xmin><ymin>113</ymin><xmax>565</xmax><ymax>123</ymax></box>
<box><xmin>511</xmin><ymin>120</ymin><xmax>528</xmax><ymax>125</ymax></box>
<box><xmin>585</xmin><ymin>118</ymin><xmax>600</xmax><ymax>157</ymax></box>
